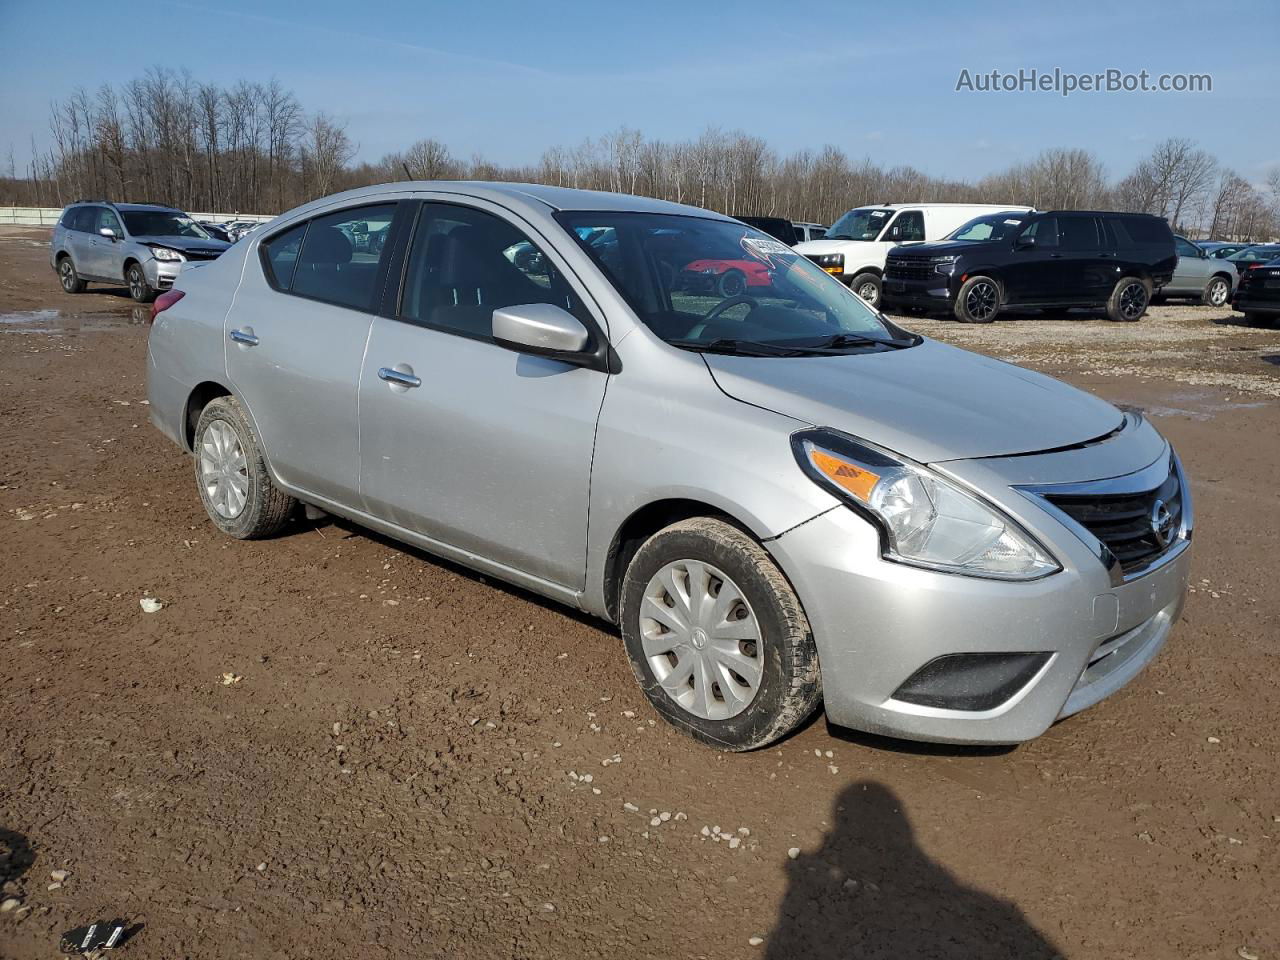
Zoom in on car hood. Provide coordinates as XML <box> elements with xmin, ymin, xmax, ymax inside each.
<box><xmin>703</xmin><ymin>338</ymin><xmax>1123</xmax><ymax>463</ymax></box>
<box><xmin>793</xmin><ymin>238</ymin><xmax>874</xmax><ymax>255</ymax></box>
<box><xmin>889</xmin><ymin>239</ymin><xmax>987</xmax><ymax>257</ymax></box>
<box><xmin>135</xmin><ymin>235</ymin><xmax>231</xmax><ymax>254</ymax></box>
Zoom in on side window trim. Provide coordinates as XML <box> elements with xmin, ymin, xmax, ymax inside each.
<box><xmin>389</xmin><ymin>197</ymin><xmax>615</xmax><ymax>373</ymax></box>
<box><xmin>258</xmin><ymin>220</ymin><xmax>311</xmax><ymax>293</ymax></box>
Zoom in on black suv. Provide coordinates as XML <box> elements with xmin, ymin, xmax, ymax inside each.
<box><xmin>881</xmin><ymin>210</ymin><xmax>1176</xmax><ymax>323</ymax></box>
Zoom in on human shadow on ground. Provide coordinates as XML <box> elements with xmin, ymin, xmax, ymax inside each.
<box><xmin>763</xmin><ymin>781</ymin><xmax>1063</xmax><ymax>959</ymax></box>
<box><xmin>0</xmin><ymin>826</ymin><xmax>34</xmax><ymax>886</ymax></box>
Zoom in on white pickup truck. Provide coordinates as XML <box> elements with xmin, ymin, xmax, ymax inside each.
<box><xmin>795</xmin><ymin>203</ymin><xmax>1034</xmax><ymax>307</ymax></box>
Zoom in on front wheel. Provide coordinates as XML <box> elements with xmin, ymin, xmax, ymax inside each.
<box><xmin>1107</xmin><ymin>277</ymin><xmax>1151</xmax><ymax>322</ymax></box>
<box><xmin>619</xmin><ymin>518</ymin><xmax>822</xmax><ymax>751</ymax></box>
<box><xmin>849</xmin><ymin>272</ymin><xmax>881</xmax><ymax>307</ymax></box>
<box><xmin>126</xmin><ymin>263</ymin><xmax>156</xmax><ymax>303</ymax></box>
<box><xmin>717</xmin><ymin>269</ymin><xmax>746</xmax><ymax>298</ymax></box>
<box><xmin>194</xmin><ymin>396</ymin><xmax>296</xmax><ymax>539</ymax></box>
<box><xmin>954</xmin><ymin>276</ymin><xmax>1001</xmax><ymax>323</ymax></box>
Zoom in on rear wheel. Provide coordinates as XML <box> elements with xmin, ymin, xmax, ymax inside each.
<box><xmin>954</xmin><ymin>276</ymin><xmax>1000</xmax><ymax>323</ymax></box>
<box><xmin>126</xmin><ymin>263</ymin><xmax>156</xmax><ymax>303</ymax></box>
<box><xmin>849</xmin><ymin>272</ymin><xmax>881</xmax><ymax>307</ymax></box>
<box><xmin>619</xmin><ymin>518</ymin><xmax>822</xmax><ymax>751</ymax></box>
<box><xmin>1203</xmin><ymin>276</ymin><xmax>1230</xmax><ymax>308</ymax></box>
<box><xmin>1107</xmin><ymin>277</ymin><xmax>1151</xmax><ymax>322</ymax></box>
<box><xmin>194</xmin><ymin>396</ymin><xmax>296</xmax><ymax>539</ymax></box>
<box><xmin>58</xmin><ymin>257</ymin><xmax>86</xmax><ymax>293</ymax></box>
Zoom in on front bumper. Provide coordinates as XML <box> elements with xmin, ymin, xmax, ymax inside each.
<box><xmin>880</xmin><ymin>275</ymin><xmax>956</xmax><ymax>311</ymax></box>
<box><xmin>1232</xmin><ymin>292</ymin><xmax>1280</xmax><ymax>314</ymax></box>
<box><xmin>766</xmin><ymin>445</ymin><xmax>1191</xmax><ymax>744</ymax></box>
<box><xmin>145</xmin><ymin>257</ymin><xmax>184</xmax><ymax>291</ymax></box>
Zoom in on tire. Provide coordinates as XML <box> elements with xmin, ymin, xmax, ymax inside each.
<box><xmin>57</xmin><ymin>256</ymin><xmax>86</xmax><ymax>293</ymax></box>
<box><xmin>1106</xmin><ymin>276</ymin><xmax>1151</xmax><ymax>322</ymax></box>
<box><xmin>1244</xmin><ymin>312</ymin><xmax>1277</xmax><ymax>329</ymax></box>
<box><xmin>619</xmin><ymin>517</ymin><xmax>822</xmax><ymax>751</ymax></box>
<box><xmin>193</xmin><ymin>396</ymin><xmax>296</xmax><ymax>539</ymax></box>
<box><xmin>953</xmin><ymin>276</ymin><xmax>1001</xmax><ymax>323</ymax></box>
<box><xmin>126</xmin><ymin>262</ymin><xmax>156</xmax><ymax>303</ymax></box>
<box><xmin>717</xmin><ymin>269</ymin><xmax>746</xmax><ymax>298</ymax></box>
<box><xmin>849</xmin><ymin>272</ymin><xmax>881</xmax><ymax>307</ymax></box>
<box><xmin>1202</xmin><ymin>276</ymin><xmax>1231</xmax><ymax>308</ymax></box>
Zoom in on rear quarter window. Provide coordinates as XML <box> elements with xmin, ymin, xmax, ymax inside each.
<box><xmin>1110</xmin><ymin>216</ymin><xmax>1172</xmax><ymax>248</ymax></box>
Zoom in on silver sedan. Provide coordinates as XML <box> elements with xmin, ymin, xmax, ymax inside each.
<box><xmin>147</xmin><ymin>182</ymin><xmax>1192</xmax><ymax>750</ymax></box>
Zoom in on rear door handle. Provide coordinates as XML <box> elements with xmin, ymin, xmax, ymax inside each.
<box><xmin>229</xmin><ymin>329</ymin><xmax>259</xmax><ymax>346</ymax></box>
<box><xmin>378</xmin><ymin>367</ymin><xmax>421</xmax><ymax>388</ymax></box>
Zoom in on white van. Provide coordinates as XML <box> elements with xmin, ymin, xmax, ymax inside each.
<box><xmin>795</xmin><ymin>203</ymin><xmax>1033</xmax><ymax>307</ymax></box>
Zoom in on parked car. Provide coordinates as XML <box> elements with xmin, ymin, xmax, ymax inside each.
<box><xmin>1226</xmin><ymin>244</ymin><xmax>1280</xmax><ymax>273</ymax></box>
<box><xmin>222</xmin><ymin>220</ymin><xmax>263</xmax><ymax>241</ymax></box>
<box><xmin>882</xmin><ymin>210</ymin><xmax>1177</xmax><ymax>323</ymax></box>
<box><xmin>793</xmin><ymin>222</ymin><xmax>827</xmax><ymax>244</ymax></box>
<box><xmin>51</xmin><ymin>201</ymin><xmax>230</xmax><ymax>302</ymax></box>
<box><xmin>198</xmin><ymin>221</ymin><xmax>233</xmax><ymax>243</ymax></box>
<box><xmin>737</xmin><ymin>216</ymin><xmax>800</xmax><ymax>245</ymax></box>
<box><xmin>1200</xmin><ymin>241</ymin><xmax>1251</xmax><ymax>259</ymax></box>
<box><xmin>1231</xmin><ymin>256</ymin><xmax>1280</xmax><ymax>327</ymax></box>
<box><xmin>795</xmin><ymin>203</ymin><xmax>1034</xmax><ymax>308</ymax></box>
<box><xmin>1156</xmin><ymin>236</ymin><xmax>1237</xmax><ymax>306</ymax></box>
<box><xmin>148</xmin><ymin>182</ymin><xmax>1192</xmax><ymax>751</ymax></box>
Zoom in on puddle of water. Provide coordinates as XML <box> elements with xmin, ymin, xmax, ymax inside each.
<box><xmin>1130</xmin><ymin>390</ymin><xmax>1270</xmax><ymax>421</ymax></box>
<box><xmin>0</xmin><ymin>307</ymin><xmax>149</xmax><ymax>333</ymax></box>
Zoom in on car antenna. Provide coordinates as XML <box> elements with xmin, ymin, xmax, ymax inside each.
<box><xmin>401</xmin><ymin>162</ymin><xmax>414</xmax><ymax>181</ymax></box>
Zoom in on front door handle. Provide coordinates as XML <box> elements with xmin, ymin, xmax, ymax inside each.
<box><xmin>229</xmin><ymin>329</ymin><xmax>259</xmax><ymax>346</ymax></box>
<box><xmin>378</xmin><ymin>367</ymin><xmax>422</xmax><ymax>389</ymax></box>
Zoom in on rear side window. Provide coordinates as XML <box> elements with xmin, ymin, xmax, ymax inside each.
<box><xmin>1110</xmin><ymin>216</ymin><xmax>1171</xmax><ymax>247</ymax></box>
<box><xmin>288</xmin><ymin>204</ymin><xmax>397</xmax><ymax>311</ymax></box>
<box><xmin>1058</xmin><ymin>217</ymin><xmax>1100</xmax><ymax>251</ymax></box>
<box><xmin>884</xmin><ymin>211</ymin><xmax>924</xmax><ymax>242</ymax></box>
<box><xmin>399</xmin><ymin>202</ymin><xmax>588</xmax><ymax>341</ymax></box>
<box><xmin>261</xmin><ymin>223</ymin><xmax>307</xmax><ymax>291</ymax></box>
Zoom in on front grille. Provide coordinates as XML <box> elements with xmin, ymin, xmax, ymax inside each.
<box><xmin>182</xmin><ymin>249</ymin><xmax>223</xmax><ymax>261</ymax></box>
<box><xmin>884</xmin><ymin>256</ymin><xmax>933</xmax><ymax>281</ymax></box>
<box><xmin>1045</xmin><ymin>462</ymin><xmax>1183</xmax><ymax>572</ymax></box>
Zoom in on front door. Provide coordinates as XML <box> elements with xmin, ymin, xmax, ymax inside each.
<box><xmin>1003</xmin><ymin>215</ymin><xmax>1065</xmax><ymax>303</ymax></box>
<box><xmin>358</xmin><ymin>199</ymin><xmax>609</xmax><ymax>590</ymax></box>
<box><xmin>224</xmin><ymin>201</ymin><xmax>401</xmax><ymax>506</ymax></box>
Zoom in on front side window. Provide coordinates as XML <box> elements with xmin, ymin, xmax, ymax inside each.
<box><xmin>1174</xmin><ymin>237</ymin><xmax>1200</xmax><ymax>258</ymax></box>
<box><xmin>883</xmin><ymin>210</ymin><xmax>925</xmax><ymax>243</ymax></box>
<box><xmin>557</xmin><ymin>211</ymin><xmax>912</xmax><ymax>355</ymax></box>
<box><xmin>948</xmin><ymin>213</ymin><xmax>1027</xmax><ymax>242</ymax></box>
<box><xmin>289</xmin><ymin>203</ymin><xmax>396</xmax><ymax>311</ymax></box>
<box><xmin>1020</xmin><ymin>216</ymin><xmax>1060</xmax><ymax>248</ymax></box>
<box><xmin>96</xmin><ymin>208</ymin><xmax>123</xmax><ymax>235</ymax></box>
<box><xmin>119</xmin><ymin>210</ymin><xmax>211</xmax><ymax>239</ymax></box>
<box><xmin>825</xmin><ymin>207</ymin><xmax>894</xmax><ymax>241</ymax></box>
<box><xmin>400</xmin><ymin>203</ymin><xmax>587</xmax><ymax>341</ymax></box>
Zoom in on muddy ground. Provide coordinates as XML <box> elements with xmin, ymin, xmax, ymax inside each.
<box><xmin>1</xmin><ymin>224</ymin><xmax>1277</xmax><ymax>959</ymax></box>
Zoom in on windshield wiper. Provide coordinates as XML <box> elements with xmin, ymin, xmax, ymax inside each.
<box><xmin>804</xmin><ymin>332</ymin><xmax>920</xmax><ymax>351</ymax></box>
<box><xmin>823</xmin><ymin>234</ymin><xmax>858</xmax><ymax>240</ymax></box>
<box><xmin>668</xmin><ymin>338</ymin><xmax>815</xmax><ymax>357</ymax></box>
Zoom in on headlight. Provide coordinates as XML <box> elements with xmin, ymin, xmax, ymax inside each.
<box><xmin>151</xmin><ymin>247</ymin><xmax>184</xmax><ymax>262</ymax></box>
<box><xmin>930</xmin><ymin>255</ymin><xmax>959</xmax><ymax>275</ymax></box>
<box><xmin>811</xmin><ymin>253</ymin><xmax>844</xmax><ymax>274</ymax></box>
<box><xmin>792</xmin><ymin>429</ymin><xmax>1060</xmax><ymax>580</ymax></box>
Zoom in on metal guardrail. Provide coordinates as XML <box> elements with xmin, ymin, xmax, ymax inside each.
<box><xmin>0</xmin><ymin>207</ymin><xmax>275</xmax><ymax>227</ymax></box>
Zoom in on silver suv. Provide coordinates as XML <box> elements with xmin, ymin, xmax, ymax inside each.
<box><xmin>51</xmin><ymin>202</ymin><xmax>230</xmax><ymax>302</ymax></box>
<box><xmin>147</xmin><ymin>182</ymin><xmax>1192</xmax><ymax>751</ymax></box>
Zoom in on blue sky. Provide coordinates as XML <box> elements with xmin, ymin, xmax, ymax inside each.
<box><xmin>1</xmin><ymin>0</ymin><xmax>1276</xmax><ymax>187</ymax></box>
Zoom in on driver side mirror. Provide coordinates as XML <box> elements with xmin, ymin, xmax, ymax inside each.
<box><xmin>492</xmin><ymin>303</ymin><xmax>594</xmax><ymax>365</ymax></box>
<box><xmin>1015</xmin><ymin>234</ymin><xmax>1036</xmax><ymax>250</ymax></box>
<box><xmin>99</xmin><ymin>227</ymin><xmax>118</xmax><ymax>240</ymax></box>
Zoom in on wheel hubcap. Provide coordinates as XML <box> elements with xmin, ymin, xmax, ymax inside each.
<box><xmin>199</xmin><ymin>419</ymin><xmax>249</xmax><ymax>519</ymax></box>
<box><xmin>1210</xmin><ymin>281</ymin><xmax>1227</xmax><ymax>306</ymax></box>
<box><xmin>966</xmin><ymin>282</ymin><xmax>997</xmax><ymax>320</ymax></box>
<box><xmin>1120</xmin><ymin>283</ymin><xmax>1147</xmax><ymax>319</ymax></box>
<box><xmin>639</xmin><ymin>559</ymin><xmax>763</xmax><ymax>721</ymax></box>
<box><xmin>60</xmin><ymin>263</ymin><xmax>74</xmax><ymax>288</ymax></box>
<box><xmin>857</xmin><ymin>282</ymin><xmax>878</xmax><ymax>304</ymax></box>
<box><xmin>129</xmin><ymin>269</ymin><xmax>144</xmax><ymax>298</ymax></box>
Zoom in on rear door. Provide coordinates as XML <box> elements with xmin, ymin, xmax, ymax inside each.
<box><xmin>1169</xmin><ymin>236</ymin><xmax>1208</xmax><ymax>292</ymax></box>
<box><xmin>358</xmin><ymin>198</ymin><xmax>610</xmax><ymax>589</ymax></box>
<box><xmin>66</xmin><ymin>207</ymin><xmax>100</xmax><ymax>277</ymax></box>
<box><xmin>1054</xmin><ymin>215</ymin><xmax>1113</xmax><ymax>304</ymax></box>
<box><xmin>225</xmin><ymin>201</ymin><xmax>402</xmax><ymax>506</ymax></box>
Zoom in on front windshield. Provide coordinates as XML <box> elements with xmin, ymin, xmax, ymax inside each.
<box><xmin>947</xmin><ymin>212</ymin><xmax>1028</xmax><ymax>242</ymax></box>
<box><xmin>556</xmin><ymin>211</ymin><xmax>912</xmax><ymax>354</ymax></box>
<box><xmin>825</xmin><ymin>208</ymin><xmax>893</xmax><ymax>241</ymax></box>
<box><xmin>1228</xmin><ymin>245</ymin><xmax>1280</xmax><ymax>263</ymax></box>
<box><xmin>120</xmin><ymin>210</ymin><xmax>212</xmax><ymax>239</ymax></box>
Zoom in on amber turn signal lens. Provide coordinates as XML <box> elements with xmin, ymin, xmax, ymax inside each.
<box><xmin>809</xmin><ymin>449</ymin><xmax>880</xmax><ymax>502</ymax></box>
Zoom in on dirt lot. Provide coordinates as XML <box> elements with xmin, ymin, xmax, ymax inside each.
<box><xmin>1</xmin><ymin>223</ymin><xmax>1278</xmax><ymax>959</ymax></box>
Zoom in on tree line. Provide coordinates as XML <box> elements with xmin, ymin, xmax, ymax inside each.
<box><xmin>3</xmin><ymin>67</ymin><xmax>1277</xmax><ymax>240</ymax></box>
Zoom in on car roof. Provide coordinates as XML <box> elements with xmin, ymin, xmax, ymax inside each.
<box><xmin>274</xmin><ymin>180</ymin><xmax>738</xmax><ymax>224</ymax></box>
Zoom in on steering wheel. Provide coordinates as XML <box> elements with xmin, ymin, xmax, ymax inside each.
<box><xmin>702</xmin><ymin>295</ymin><xmax>757</xmax><ymax>323</ymax></box>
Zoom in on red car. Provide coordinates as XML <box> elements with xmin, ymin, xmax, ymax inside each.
<box><xmin>678</xmin><ymin>257</ymin><xmax>774</xmax><ymax>297</ymax></box>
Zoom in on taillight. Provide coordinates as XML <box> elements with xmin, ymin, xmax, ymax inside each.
<box><xmin>151</xmin><ymin>289</ymin><xmax>185</xmax><ymax>323</ymax></box>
